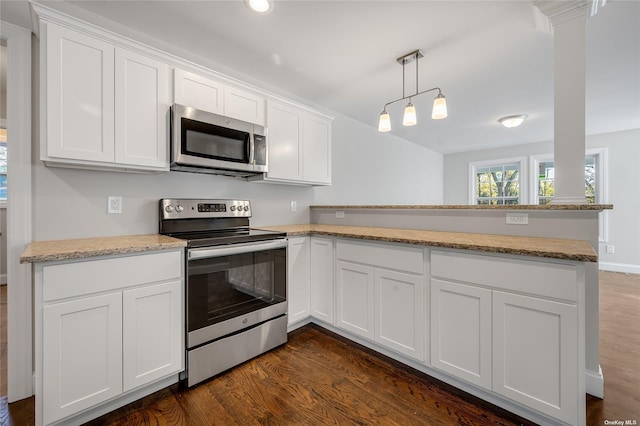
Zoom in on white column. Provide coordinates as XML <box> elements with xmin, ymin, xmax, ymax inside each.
<box><xmin>535</xmin><ymin>1</ymin><xmax>590</xmax><ymax>204</ymax></box>
<box><xmin>535</xmin><ymin>0</ymin><xmax>604</xmax><ymax>399</ymax></box>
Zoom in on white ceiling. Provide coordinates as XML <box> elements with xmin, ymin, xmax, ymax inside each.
<box><xmin>2</xmin><ymin>0</ymin><xmax>639</xmax><ymax>154</ymax></box>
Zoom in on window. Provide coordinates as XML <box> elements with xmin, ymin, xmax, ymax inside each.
<box><xmin>470</xmin><ymin>158</ymin><xmax>524</xmax><ymax>205</ymax></box>
<box><xmin>534</xmin><ymin>153</ymin><xmax>601</xmax><ymax>205</ymax></box>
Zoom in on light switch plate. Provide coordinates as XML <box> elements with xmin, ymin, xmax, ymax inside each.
<box><xmin>506</xmin><ymin>212</ymin><xmax>528</xmax><ymax>225</ymax></box>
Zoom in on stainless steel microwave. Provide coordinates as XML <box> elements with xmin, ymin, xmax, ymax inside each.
<box><xmin>170</xmin><ymin>104</ymin><xmax>267</xmax><ymax>177</ymax></box>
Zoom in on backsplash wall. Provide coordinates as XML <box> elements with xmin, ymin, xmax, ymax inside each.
<box><xmin>33</xmin><ymin>113</ymin><xmax>444</xmax><ymax>241</ymax></box>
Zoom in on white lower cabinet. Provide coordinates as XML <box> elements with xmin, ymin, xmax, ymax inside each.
<box><xmin>430</xmin><ymin>279</ymin><xmax>491</xmax><ymax>388</ymax></box>
<box><xmin>287</xmin><ymin>237</ymin><xmax>311</xmax><ymax>325</ymax></box>
<box><xmin>375</xmin><ymin>269</ymin><xmax>424</xmax><ymax>360</ymax></box>
<box><xmin>335</xmin><ymin>239</ymin><xmax>425</xmax><ymax>360</ymax></box>
<box><xmin>430</xmin><ymin>249</ymin><xmax>584</xmax><ymax>425</ymax></box>
<box><xmin>122</xmin><ymin>281</ymin><xmax>183</xmax><ymax>391</ymax></box>
<box><xmin>310</xmin><ymin>237</ymin><xmax>334</xmax><ymax>323</ymax></box>
<box><xmin>36</xmin><ymin>250</ymin><xmax>184</xmax><ymax>425</ymax></box>
<box><xmin>42</xmin><ymin>293</ymin><xmax>123</xmax><ymax>424</ymax></box>
<box><xmin>336</xmin><ymin>261</ymin><xmax>375</xmax><ymax>340</ymax></box>
<box><xmin>492</xmin><ymin>291</ymin><xmax>578</xmax><ymax>424</ymax></box>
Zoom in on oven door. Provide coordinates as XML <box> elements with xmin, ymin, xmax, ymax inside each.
<box><xmin>186</xmin><ymin>239</ymin><xmax>287</xmax><ymax>349</ymax></box>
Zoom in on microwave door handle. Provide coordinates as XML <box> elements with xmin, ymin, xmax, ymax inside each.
<box><xmin>248</xmin><ymin>133</ymin><xmax>255</xmax><ymax>165</ymax></box>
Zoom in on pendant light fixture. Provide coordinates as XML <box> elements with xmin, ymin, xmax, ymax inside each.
<box><xmin>378</xmin><ymin>49</ymin><xmax>447</xmax><ymax>132</ymax></box>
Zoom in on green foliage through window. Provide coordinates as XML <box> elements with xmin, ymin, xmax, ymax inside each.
<box><xmin>475</xmin><ymin>164</ymin><xmax>520</xmax><ymax>205</ymax></box>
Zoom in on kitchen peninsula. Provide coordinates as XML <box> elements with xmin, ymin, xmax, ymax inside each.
<box><xmin>264</xmin><ymin>203</ymin><xmax>610</xmax><ymax>426</ymax></box>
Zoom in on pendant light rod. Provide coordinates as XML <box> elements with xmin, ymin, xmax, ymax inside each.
<box><xmin>382</xmin><ymin>87</ymin><xmax>444</xmax><ymax>111</ymax></box>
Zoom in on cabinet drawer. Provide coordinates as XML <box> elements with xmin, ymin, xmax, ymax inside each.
<box><xmin>43</xmin><ymin>250</ymin><xmax>182</xmax><ymax>302</ymax></box>
<box><xmin>336</xmin><ymin>239</ymin><xmax>423</xmax><ymax>274</ymax></box>
<box><xmin>431</xmin><ymin>250</ymin><xmax>578</xmax><ymax>302</ymax></box>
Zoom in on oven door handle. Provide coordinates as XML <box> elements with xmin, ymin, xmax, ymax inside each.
<box><xmin>188</xmin><ymin>239</ymin><xmax>288</xmax><ymax>260</ymax></box>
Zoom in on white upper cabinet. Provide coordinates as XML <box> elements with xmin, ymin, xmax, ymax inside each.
<box><xmin>40</xmin><ymin>19</ymin><xmax>169</xmax><ymax>172</ymax></box>
<box><xmin>302</xmin><ymin>112</ymin><xmax>332</xmax><ymax>184</ymax></box>
<box><xmin>254</xmin><ymin>99</ymin><xmax>332</xmax><ymax>186</ymax></box>
<box><xmin>115</xmin><ymin>49</ymin><xmax>169</xmax><ymax>168</ymax></box>
<box><xmin>44</xmin><ymin>23</ymin><xmax>116</xmax><ymax>163</ymax></box>
<box><xmin>264</xmin><ymin>100</ymin><xmax>303</xmax><ymax>181</ymax></box>
<box><xmin>173</xmin><ymin>69</ymin><xmax>265</xmax><ymax>125</ymax></box>
<box><xmin>173</xmin><ymin>69</ymin><xmax>224</xmax><ymax>114</ymax></box>
<box><xmin>224</xmin><ymin>85</ymin><xmax>266</xmax><ymax>126</ymax></box>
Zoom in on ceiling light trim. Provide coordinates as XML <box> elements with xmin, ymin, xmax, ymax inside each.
<box><xmin>498</xmin><ymin>114</ymin><xmax>528</xmax><ymax>128</ymax></box>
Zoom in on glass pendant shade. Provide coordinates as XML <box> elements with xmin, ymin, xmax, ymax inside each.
<box><xmin>403</xmin><ymin>102</ymin><xmax>417</xmax><ymax>126</ymax></box>
<box><xmin>378</xmin><ymin>111</ymin><xmax>391</xmax><ymax>132</ymax></box>
<box><xmin>431</xmin><ymin>94</ymin><xmax>447</xmax><ymax>119</ymax></box>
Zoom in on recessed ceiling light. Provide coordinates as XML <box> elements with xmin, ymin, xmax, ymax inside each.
<box><xmin>247</xmin><ymin>0</ymin><xmax>273</xmax><ymax>13</ymax></box>
<box><xmin>498</xmin><ymin>114</ymin><xmax>528</xmax><ymax>128</ymax></box>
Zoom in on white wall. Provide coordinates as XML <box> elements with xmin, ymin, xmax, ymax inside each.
<box><xmin>314</xmin><ymin>114</ymin><xmax>443</xmax><ymax>205</ymax></box>
<box><xmin>33</xmin><ymin>113</ymin><xmax>444</xmax><ymax>241</ymax></box>
<box><xmin>443</xmin><ymin>128</ymin><xmax>640</xmax><ymax>273</ymax></box>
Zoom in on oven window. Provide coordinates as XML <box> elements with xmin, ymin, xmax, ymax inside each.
<box><xmin>187</xmin><ymin>247</ymin><xmax>286</xmax><ymax>331</ymax></box>
<box><xmin>182</xmin><ymin>117</ymin><xmax>249</xmax><ymax>163</ymax></box>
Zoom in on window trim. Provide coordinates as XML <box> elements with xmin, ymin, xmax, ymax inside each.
<box><xmin>529</xmin><ymin>149</ymin><xmax>608</xmax><ymax>243</ymax></box>
<box><xmin>468</xmin><ymin>157</ymin><xmax>527</xmax><ymax>205</ymax></box>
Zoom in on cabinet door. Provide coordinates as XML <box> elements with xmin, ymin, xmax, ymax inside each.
<box><xmin>45</xmin><ymin>23</ymin><xmax>115</xmax><ymax>162</ymax></box>
<box><xmin>122</xmin><ymin>280</ymin><xmax>183</xmax><ymax>392</ymax></box>
<box><xmin>224</xmin><ymin>86</ymin><xmax>266</xmax><ymax>125</ymax></box>
<box><xmin>310</xmin><ymin>237</ymin><xmax>334</xmax><ymax>324</ymax></box>
<box><xmin>173</xmin><ymin>68</ymin><xmax>224</xmax><ymax>114</ymax></box>
<box><xmin>336</xmin><ymin>261</ymin><xmax>374</xmax><ymax>339</ymax></box>
<box><xmin>42</xmin><ymin>293</ymin><xmax>122</xmax><ymax>425</ymax></box>
<box><xmin>375</xmin><ymin>269</ymin><xmax>424</xmax><ymax>361</ymax></box>
<box><xmin>115</xmin><ymin>48</ymin><xmax>170</xmax><ymax>169</ymax></box>
<box><xmin>287</xmin><ymin>237</ymin><xmax>310</xmax><ymax>325</ymax></box>
<box><xmin>265</xmin><ymin>100</ymin><xmax>303</xmax><ymax>181</ymax></box>
<box><xmin>492</xmin><ymin>291</ymin><xmax>578</xmax><ymax>424</ymax></box>
<box><xmin>430</xmin><ymin>279</ymin><xmax>492</xmax><ymax>389</ymax></box>
<box><xmin>302</xmin><ymin>112</ymin><xmax>331</xmax><ymax>184</ymax></box>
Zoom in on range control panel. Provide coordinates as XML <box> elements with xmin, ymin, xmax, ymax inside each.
<box><xmin>160</xmin><ymin>199</ymin><xmax>251</xmax><ymax>220</ymax></box>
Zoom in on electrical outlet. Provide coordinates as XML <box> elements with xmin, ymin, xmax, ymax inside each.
<box><xmin>506</xmin><ymin>212</ymin><xmax>528</xmax><ymax>225</ymax></box>
<box><xmin>107</xmin><ymin>196</ymin><xmax>122</xmax><ymax>214</ymax></box>
<box><xmin>606</xmin><ymin>245</ymin><xmax>615</xmax><ymax>254</ymax></box>
<box><xmin>336</xmin><ymin>211</ymin><xmax>345</xmax><ymax>219</ymax></box>
<box><xmin>290</xmin><ymin>201</ymin><xmax>297</xmax><ymax>212</ymax></box>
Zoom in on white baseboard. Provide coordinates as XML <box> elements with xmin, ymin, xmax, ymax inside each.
<box><xmin>599</xmin><ymin>262</ymin><xmax>640</xmax><ymax>275</ymax></box>
<box><xmin>586</xmin><ymin>365</ymin><xmax>604</xmax><ymax>398</ymax></box>
<box><xmin>0</xmin><ymin>274</ymin><xmax>6</xmax><ymax>285</ymax></box>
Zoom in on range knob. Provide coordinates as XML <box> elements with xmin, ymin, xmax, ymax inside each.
<box><xmin>244</xmin><ymin>206</ymin><xmax>250</xmax><ymax>212</ymax></box>
<box><xmin>230</xmin><ymin>205</ymin><xmax>237</xmax><ymax>211</ymax></box>
<box><xmin>165</xmin><ymin>205</ymin><xmax>175</xmax><ymax>213</ymax></box>
<box><xmin>175</xmin><ymin>205</ymin><xmax>184</xmax><ymax>213</ymax></box>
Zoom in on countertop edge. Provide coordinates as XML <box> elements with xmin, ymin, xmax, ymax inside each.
<box><xmin>20</xmin><ymin>235</ymin><xmax>187</xmax><ymax>264</ymax></box>
<box><xmin>258</xmin><ymin>225</ymin><xmax>598</xmax><ymax>263</ymax></box>
<box><xmin>310</xmin><ymin>204</ymin><xmax>613</xmax><ymax>211</ymax></box>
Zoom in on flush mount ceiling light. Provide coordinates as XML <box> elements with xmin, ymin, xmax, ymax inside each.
<box><xmin>246</xmin><ymin>0</ymin><xmax>273</xmax><ymax>13</ymax></box>
<box><xmin>378</xmin><ymin>49</ymin><xmax>447</xmax><ymax>133</ymax></box>
<box><xmin>498</xmin><ymin>114</ymin><xmax>528</xmax><ymax>128</ymax></box>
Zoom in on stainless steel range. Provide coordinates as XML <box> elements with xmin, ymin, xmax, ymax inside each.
<box><xmin>159</xmin><ymin>198</ymin><xmax>288</xmax><ymax>387</ymax></box>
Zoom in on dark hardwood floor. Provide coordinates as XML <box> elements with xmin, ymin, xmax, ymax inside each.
<box><xmin>1</xmin><ymin>272</ymin><xmax>639</xmax><ymax>425</ymax></box>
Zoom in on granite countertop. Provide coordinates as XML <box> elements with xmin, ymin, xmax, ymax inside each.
<box><xmin>20</xmin><ymin>234</ymin><xmax>186</xmax><ymax>264</ymax></box>
<box><xmin>310</xmin><ymin>204</ymin><xmax>613</xmax><ymax>211</ymax></box>
<box><xmin>259</xmin><ymin>224</ymin><xmax>597</xmax><ymax>262</ymax></box>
